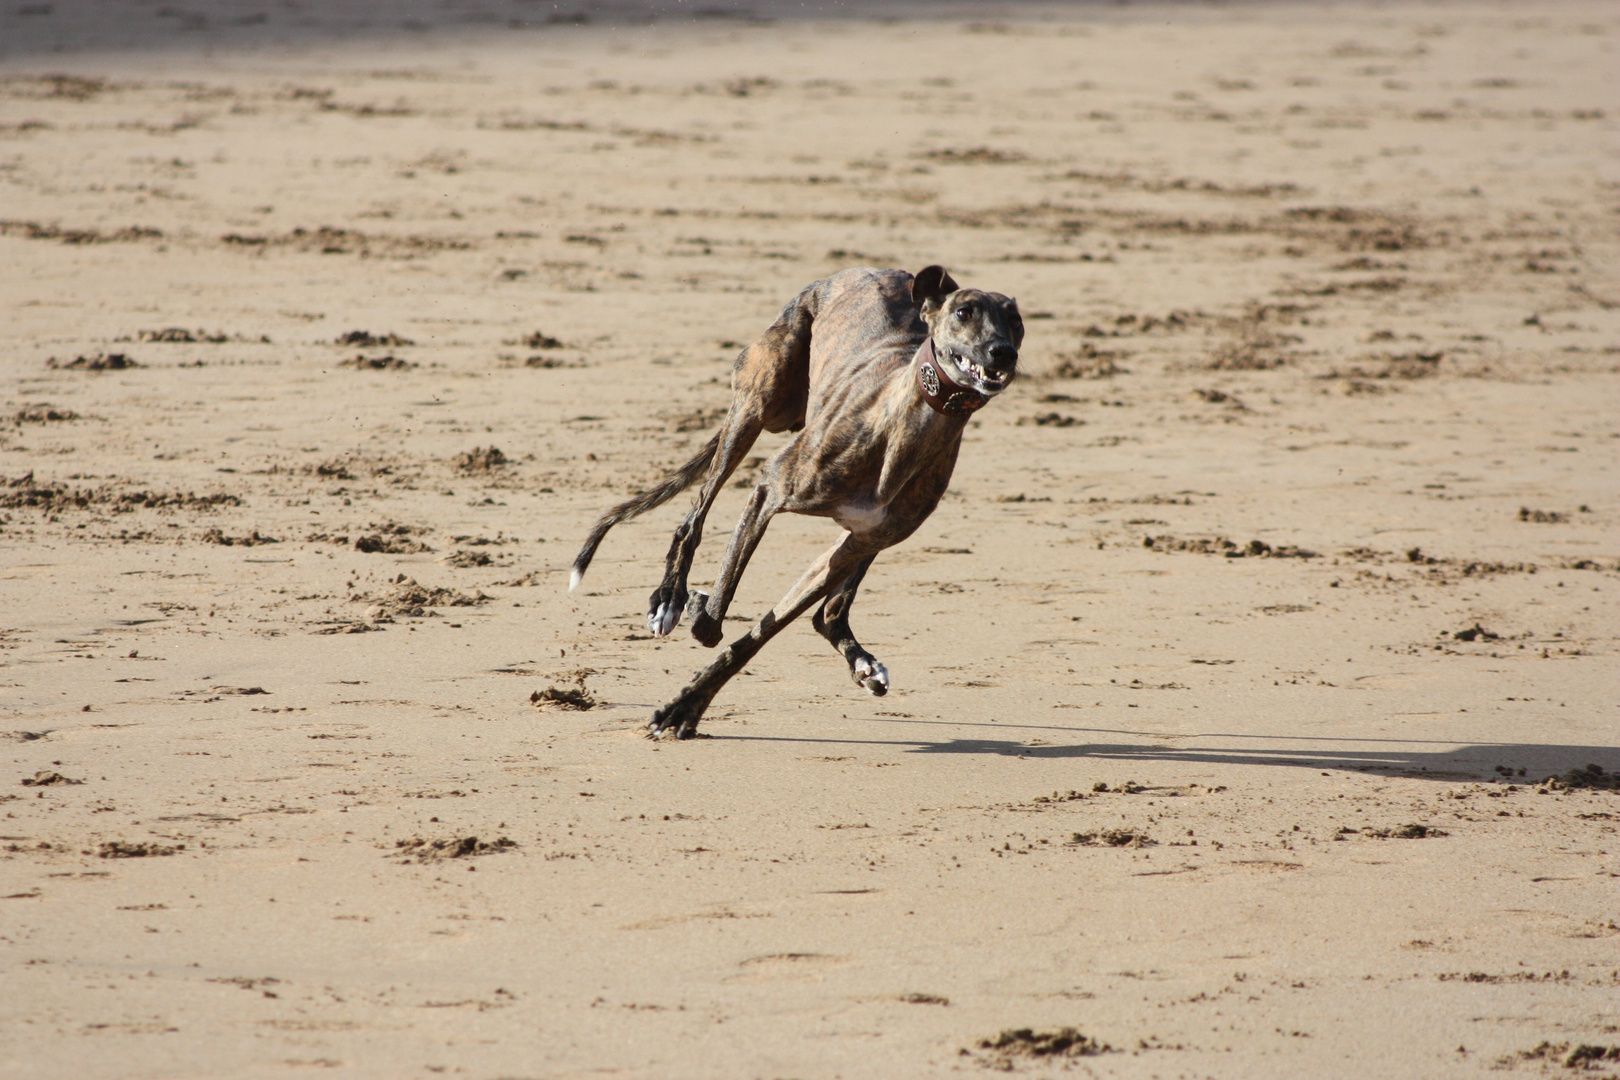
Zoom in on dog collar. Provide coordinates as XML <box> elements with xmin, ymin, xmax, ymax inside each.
<box><xmin>914</xmin><ymin>338</ymin><xmax>988</xmax><ymax>417</ymax></box>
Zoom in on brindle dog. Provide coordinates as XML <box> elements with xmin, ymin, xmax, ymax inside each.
<box><xmin>571</xmin><ymin>265</ymin><xmax>1023</xmax><ymax>738</ymax></box>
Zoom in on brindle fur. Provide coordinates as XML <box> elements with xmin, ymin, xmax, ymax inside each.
<box><xmin>571</xmin><ymin>266</ymin><xmax>1023</xmax><ymax>738</ymax></box>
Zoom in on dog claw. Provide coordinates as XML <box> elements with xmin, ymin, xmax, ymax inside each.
<box><xmin>648</xmin><ymin>601</ymin><xmax>682</xmax><ymax>638</ymax></box>
<box><xmin>648</xmin><ymin>694</ymin><xmax>710</xmax><ymax>739</ymax></box>
<box><xmin>646</xmin><ymin>583</ymin><xmax>689</xmax><ymax>638</ymax></box>
<box><xmin>854</xmin><ymin>657</ymin><xmax>889</xmax><ymax>696</ymax></box>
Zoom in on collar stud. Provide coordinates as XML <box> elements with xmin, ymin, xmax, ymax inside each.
<box><xmin>914</xmin><ymin>338</ymin><xmax>988</xmax><ymax>416</ymax></box>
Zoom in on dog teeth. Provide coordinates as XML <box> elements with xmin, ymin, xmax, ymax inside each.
<box><xmin>952</xmin><ymin>352</ymin><xmax>1007</xmax><ymax>387</ymax></box>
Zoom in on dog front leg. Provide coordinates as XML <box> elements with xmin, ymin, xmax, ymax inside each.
<box><xmin>650</xmin><ymin>535</ymin><xmax>869</xmax><ymax>739</ymax></box>
<box><xmin>811</xmin><ymin>555</ymin><xmax>888</xmax><ymax>695</ymax></box>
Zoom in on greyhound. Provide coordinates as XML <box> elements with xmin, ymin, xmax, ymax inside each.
<box><xmin>570</xmin><ymin>265</ymin><xmax>1023</xmax><ymax>738</ymax></box>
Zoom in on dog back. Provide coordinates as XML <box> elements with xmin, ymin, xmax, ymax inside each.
<box><xmin>805</xmin><ymin>268</ymin><xmax>926</xmax><ymax>414</ymax></box>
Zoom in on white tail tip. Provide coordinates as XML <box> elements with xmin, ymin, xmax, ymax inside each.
<box><xmin>568</xmin><ymin>567</ymin><xmax>582</xmax><ymax>593</ymax></box>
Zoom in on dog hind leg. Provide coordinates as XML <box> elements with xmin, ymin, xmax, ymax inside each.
<box><xmin>646</xmin><ymin>403</ymin><xmax>764</xmax><ymax>636</ymax></box>
<box><xmin>646</xmin><ymin>283</ymin><xmax>820</xmax><ymax>638</ymax></box>
<box><xmin>811</xmin><ymin>555</ymin><xmax>888</xmax><ymax>695</ymax></box>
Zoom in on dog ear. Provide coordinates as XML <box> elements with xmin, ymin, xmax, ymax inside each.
<box><xmin>912</xmin><ymin>265</ymin><xmax>960</xmax><ymax>314</ymax></box>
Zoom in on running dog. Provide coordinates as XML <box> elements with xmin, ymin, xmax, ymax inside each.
<box><xmin>570</xmin><ymin>265</ymin><xmax>1023</xmax><ymax>738</ymax></box>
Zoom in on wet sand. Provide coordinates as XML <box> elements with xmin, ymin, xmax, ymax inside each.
<box><xmin>2</xmin><ymin>2</ymin><xmax>1618</xmax><ymax>1076</ymax></box>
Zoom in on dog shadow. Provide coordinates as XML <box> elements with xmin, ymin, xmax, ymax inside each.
<box><xmin>722</xmin><ymin>715</ymin><xmax>1618</xmax><ymax>783</ymax></box>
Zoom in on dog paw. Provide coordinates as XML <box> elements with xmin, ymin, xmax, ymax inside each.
<box><xmin>685</xmin><ymin>593</ymin><xmax>724</xmax><ymax>648</ymax></box>
<box><xmin>647</xmin><ymin>602</ymin><xmax>681</xmax><ymax>638</ymax></box>
<box><xmin>648</xmin><ymin>696</ymin><xmax>710</xmax><ymax>740</ymax></box>
<box><xmin>646</xmin><ymin>586</ymin><xmax>687</xmax><ymax>637</ymax></box>
<box><xmin>854</xmin><ymin>657</ymin><xmax>889</xmax><ymax>697</ymax></box>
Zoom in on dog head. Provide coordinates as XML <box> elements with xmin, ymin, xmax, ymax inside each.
<box><xmin>913</xmin><ymin>265</ymin><xmax>1023</xmax><ymax>396</ymax></box>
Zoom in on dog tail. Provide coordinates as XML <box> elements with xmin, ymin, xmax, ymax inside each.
<box><xmin>570</xmin><ymin>429</ymin><xmax>722</xmax><ymax>591</ymax></box>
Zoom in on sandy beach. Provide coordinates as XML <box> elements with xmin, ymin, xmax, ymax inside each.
<box><xmin>2</xmin><ymin>2</ymin><xmax>1618</xmax><ymax>1076</ymax></box>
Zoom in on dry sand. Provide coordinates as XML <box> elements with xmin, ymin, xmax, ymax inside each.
<box><xmin>2</xmin><ymin>1</ymin><xmax>1618</xmax><ymax>1076</ymax></box>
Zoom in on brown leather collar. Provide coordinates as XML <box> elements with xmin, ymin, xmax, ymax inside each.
<box><xmin>914</xmin><ymin>338</ymin><xmax>988</xmax><ymax>417</ymax></box>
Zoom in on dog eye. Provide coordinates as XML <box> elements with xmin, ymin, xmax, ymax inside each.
<box><xmin>954</xmin><ymin>306</ymin><xmax>973</xmax><ymax>320</ymax></box>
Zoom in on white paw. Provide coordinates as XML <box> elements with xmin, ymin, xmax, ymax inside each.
<box><xmin>648</xmin><ymin>601</ymin><xmax>681</xmax><ymax>638</ymax></box>
<box><xmin>854</xmin><ymin>657</ymin><xmax>889</xmax><ymax>696</ymax></box>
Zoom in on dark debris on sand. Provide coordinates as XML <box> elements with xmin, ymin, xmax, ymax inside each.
<box><xmin>1048</xmin><ymin>344</ymin><xmax>1126</xmax><ymax>379</ymax></box>
<box><xmin>99</xmin><ymin>840</ymin><xmax>182</xmax><ymax>858</ymax></box>
<box><xmin>1070</xmin><ymin>828</ymin><xmax>1156</xmax><ymax>848</ymax></box>
<box><xmin>666</xmin><ymin>408</ymin><xmax>727</xmax><ymax>434</ymax></box>
<box><xmin>11</xmin><ymin>404</ymin><xmax>80</xmax><ymax>423</ymax></box>
<box><xmin>336</xmin><ymin>330</ymin><xmax>414</xmax><ymax>348</ymax></box>
<box><xmin>1544</xmin><ymin>764</ymin><xmax>1619</xmax><ymax>793</ymax></box>
<box><xmin>338</xmin><ymin>354</ymin><xmax>415</xmax><ymax>371</ymax></box>
<box><xmin>199</xmin><ymin>528</ymin><xmax>279</xmax><ymax>546</ymax></box>
<box><xmin>354</xmin><ymin>533</ymin><xmax>434</xmax><ymax>555</ymax></box>
<box><xmin>520</xmin><ymin>330</ymin><xmax>564</xmax><ymax>349</ymax></box>
<box><xmin>968</xmin><ymin>1027</ymin><xmax>1112</xmax><ymax>1065</ymax></box>
<box><xmin>21</xmin><ymin>770</ymin><xmax>82</xmax><ymax>787</ymax></box>
<box><xmin>1018</xmin><ymin>412</ymin><xmax>1085</xmax><ymax>428</ymax></box>
<box><xmin>47</xmin><ymin>353</ymin><xmax>140</xmax><ymax>370</ymax></box>
<box><xmin>1144</xmin><ymin>535</ymin><xmax>1317</xmax><ymax>559</ymax></box>
<box><xmin>530</xmin><ymin>686</ymin><xmax>597</xmax><ymax>710</ymax></box>
<box><xmin>392</xmin><ymin>836</ymin><xmax>517</xmax><ymax>863</ymax></box>
<box><xmin>1500</xmin><ymin>1042</ymin><xmax>1620</xmax><ymax>1071</ymax></box>
<box><xmin>1361</xmin><ymin>824</ymin><xmax>1449</xmax><ymax>839</ymax></box>
<box><xmin>136</xmin><ymin>327</ymin><xmax>228</xmax><ymax>343</ymax></box>
<box><xmin>530</xmin><ymin>668</ymin><xmax>598</xmax><ymax>710</ymax></box>
<box><xmin>2</xmin><ymin>219</ymin><xmax>160</xmax><ymax>244</ymax></box>
<box><xmin>1</xmin><ymin>474</ymin><xmax>242</xmax><ymax>514</ymax></box>
<box><xmin>453</xmin><ymin>446</ymin><xmax>508</xmax><ymax>471</ymax></box>
<box><xmin>354</xmin><ymin>575</ymin><xmax>490</xmax><ymax>618</ymax></box>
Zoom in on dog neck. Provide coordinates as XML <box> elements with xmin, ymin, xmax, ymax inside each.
<box><xmin>913</xmin><ymin>338</ymin><xmax>988</xmax><ymax>417</ymax></box>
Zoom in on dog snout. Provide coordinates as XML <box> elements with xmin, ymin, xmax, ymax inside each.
<box><xmin>988</xmin><ymin>341</ymin><xmax>1017</xmax><ymax>367</ymax></box>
